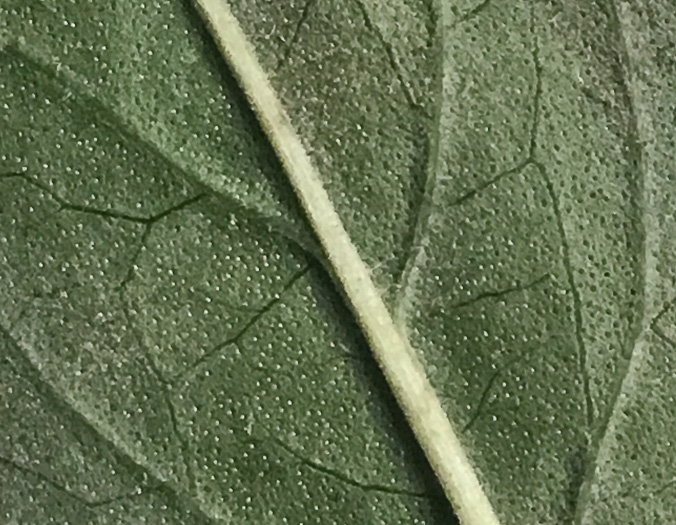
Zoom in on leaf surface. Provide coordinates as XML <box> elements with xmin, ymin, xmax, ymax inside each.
<box><xmin>2</xmin><ymin>0</ymin><xmax>676</xmax><ymax>524</ymax></box>
<box><xmin>0</xmin><ymin>2</ymin><xmax>451</xmax><ymax>523</ymax></box>
<box><xmin>218</xmin><ymin>1</ymin><xmax>676</xmax><ymax>522</ymax></box>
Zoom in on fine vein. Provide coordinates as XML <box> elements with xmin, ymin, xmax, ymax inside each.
<box><xmin>191</xmin><ymin>1</ymin><xmax>501</xmax><ymax>524</ymax></box>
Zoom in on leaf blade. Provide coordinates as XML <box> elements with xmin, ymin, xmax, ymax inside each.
<box><xmin>0</xmin><ymin>39</ymin><xmax>448</xmax><ymax>522</ymax></box>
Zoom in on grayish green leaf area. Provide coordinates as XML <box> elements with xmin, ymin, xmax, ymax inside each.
<box><xmin>0</xmin><ymin>3</ymin><xmax>452</xmax><ymax>524</ymax></box>
<box><xmin>225</xmin><ymin>0</ymin><xmax>676</xmax><ymax>523</ymax></box>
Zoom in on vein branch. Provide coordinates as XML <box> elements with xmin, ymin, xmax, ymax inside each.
<box><xmin>2</xmin><ymin>45</ymin><xmax>318</xmax><ymax>259</ymax></box>
<box><xmin>119</xmin><ymin>305</ymin><xmax>197</xmax><ymax>494</ymax></box>
<box><xmin>4</xmin><ymin>171</ymin><xmax>205</xmax><ymax>225</ymax></box>
<box><xmin>650</xmin><ymin>297</ymin><xmax>676</xmax><ymax>332</ymax></box>
<box><xmin>528</xmin><ymin>6</ymin><xmax>596</xmax><ymax>448</ymax></box>
<box><xmin>449</xmin><ymin>272</ymin><xmax>550</xmax><ymax>312</ymax></box>
<box><xmin>461</xmin><ymin>354</ymin><xmax>521</xmax><ymax>433</ymax></box>
<box><xmin>174</xmin><ymin>265</ymin><xmax>310</xmax><ymax>382</ymax></box>
<box><xmin>271</xmin><ymin>435</ymin><xmax>432</xmax><ymax>500</ymax></box>
<box><xmin>275</xmin><ymin>0</ymin><xmax>318</xmax><ymax>70</ymax></box>
<box><xmin>533</xmin><ymin>161</ymin><xmax>595</xmax><ymax>430</ymax></box>
<box><xmin>454</xmin><ymin>0</ymin><xmax>492</xmax><ymax>27</ymax></box>
<box><xmin>352</xmin><ymin>0</ymin><xmax>419</xmax><ymax>109</ymax></box>
<box><xmin>572</xmin><ymin>1</ymin><xmax>649</xmax><ymax>520</ymax></box>
<box><xmin>393</xmin><ymin>0</ymin><xmax>446</xmax><ymax>318</ymax></box>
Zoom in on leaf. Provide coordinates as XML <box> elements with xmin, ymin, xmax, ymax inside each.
<box><xmin>1</xmin><ymin>2</ymin><xmax>675</xmax><ymax>525</ymax></box>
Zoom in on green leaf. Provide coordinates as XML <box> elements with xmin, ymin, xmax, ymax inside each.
<box><xmin>2</xmin><ymin>1</ymin><xmax>676</xmax><ymax>524</ymax></box>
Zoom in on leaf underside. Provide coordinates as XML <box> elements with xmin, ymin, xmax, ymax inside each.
<box><xmin>1</xmin><ymin>1</ymin><xmax>675</xmax><ymax>524</ymax></box>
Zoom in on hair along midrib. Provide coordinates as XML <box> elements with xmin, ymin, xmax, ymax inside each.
<box><xmin>191</xmin><ymin>1</ymin><xmax>501</xmax><ymax>524</ymax></box>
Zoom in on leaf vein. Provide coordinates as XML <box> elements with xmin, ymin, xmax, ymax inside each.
<box><xmin>0</xmin><ymin>455</ymin><xmax>155</xmax><ymax>509</ymax></box>
<box><xmin>173</xmin><ymin>265</ymin><xmax>311</xmax><ymax>382</ymax></box>
<box><xmin>270</xmin><ymin>435</ymin><xmax>433</xmax><ymax>500</ymax></box>
<box><xmin>352</xmin><ymin>0</ymin><xmax>420</xmax><ymax>109</ymax></box>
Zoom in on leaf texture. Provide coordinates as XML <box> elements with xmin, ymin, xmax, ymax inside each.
<box><xmin>2</xmin><ymin>0</ymin><xmax>676</xmax><ymax>524</ymax></box>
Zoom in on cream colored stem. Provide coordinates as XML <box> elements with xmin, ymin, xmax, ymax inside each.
<box><xmin>192</xmin><ymin>1</ymin><xmax>501</xmax><ymax>523</ymax></box>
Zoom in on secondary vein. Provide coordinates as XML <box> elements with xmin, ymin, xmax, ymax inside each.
<box><xmin>191</xmin><ymin>1</ymin><xmax>501</xmax><ymax>524</ymax></box>
<box><xmin>573</xmin><ymin>1</ymin><xmax>651</xmax><ymax>522</ymax></box>
<box><xmin>393</xmin><ymin>0</ymin><xmax>446</xmax><ymax>322</ymax></box>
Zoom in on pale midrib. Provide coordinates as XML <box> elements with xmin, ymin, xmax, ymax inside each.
<box><xmin>191</xmin><ymin>1</ymin><xmax>500</xmax><ymax>524</ymax></box>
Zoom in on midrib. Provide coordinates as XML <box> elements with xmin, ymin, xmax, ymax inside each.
<box><xmin>191</xmin><ymin>1</ymin><xmax>501</xmax><ymax>524</ymax></box>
